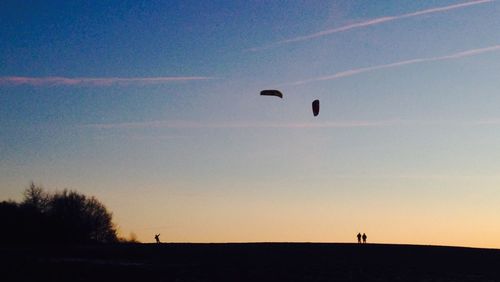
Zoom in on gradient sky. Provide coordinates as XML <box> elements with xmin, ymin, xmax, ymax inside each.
<box><xmin>2</xmin><ymin>0</ymin><xmax>500</xmax><ymax>247</ymax></box>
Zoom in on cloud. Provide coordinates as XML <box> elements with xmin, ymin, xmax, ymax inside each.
<box><xmin>462</xmin><ymin>118</ymin><xmax>500</xmax><ymax>125</ymax></box>
<box><xmin>91</xmin><ymin>133</ymin><xmax>188</xmax><ymax>142</ymax></box>
<box><xmin>281</xmin><ymin>44</ymin><xmax>500</xmax><ymax>86</ymax></box>
<box><xmin>84</xmin><ymin>118</ymin><xmax>500</xmax><ymax>131</ymax></box>
<box><xmin>0</xmin><ymin>76</ymin><xmax>216</xmax><ymax>86</ymax></box>
<box><xmin>248</xmin><ymin>0</ymin><xmax>494</xmax><ymax>51</ymax></box>
<box><xmin>84</xmin><ymin>120</ymin><xmax>402</xmax><ymax>130</ymax></box>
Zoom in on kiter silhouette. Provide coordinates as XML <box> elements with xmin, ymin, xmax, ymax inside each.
<box><xmin>362</xmin><ymin>233</ymin><xmax>367</xmax><ymax>244</ymax></box>
<box><xmin>154</xmin><ymin>234</ymin><xmax>161</xmax><ymax>244</ymax></box>
<box><xmin>357</xmin><ymin>233</ymin><xmax>362</xmax><ymax>244</ymax></box>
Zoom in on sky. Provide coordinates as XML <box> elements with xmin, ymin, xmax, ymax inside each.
<box><xmin>1</xmin><ymin>0</ymin><xmax>500</xmax><ymax>247</ymax></box>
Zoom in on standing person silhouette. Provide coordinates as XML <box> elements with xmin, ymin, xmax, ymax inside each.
<box><xmin>154</xmin><ymin>234</ymin><xmax>161</xmax><ymax>244</ymax></box>
<box><xmin>362</xmin><ymin>233</ymin><xmax>367</xmax><ymax>244</ymax></box>
<box><xmin>357</xmin><ymin>233</ymin><xmax>362</xmax><ymax>244</ymax></box>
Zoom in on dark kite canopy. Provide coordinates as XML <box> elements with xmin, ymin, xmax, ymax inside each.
<box><xmin>260</xmin><ymin>90</ymin><xmax>283</xmax><ymax>98</ymax></box>
<box><xmin>312</xmin><ymin>99</ymin><xmax>320</xmax><ymax>116</ymax></box>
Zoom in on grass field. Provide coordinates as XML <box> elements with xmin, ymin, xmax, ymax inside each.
<box><xmin>2</xmin><ymin>243</ymin><xmax>500</xmax><ymax>281</ymax></box>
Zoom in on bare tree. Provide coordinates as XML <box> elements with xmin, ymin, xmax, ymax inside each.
<box><xmin>22</xmin><ymin>182</ymin><xmax>49</xmax><ymax>212</ymax></box>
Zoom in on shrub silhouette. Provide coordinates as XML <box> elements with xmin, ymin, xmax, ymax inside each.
<box><xmin>0</xmin><ymin>182</ymin><xmax>118</xmax><ymax>244</ymax></box>
<box><xmin>119</xmin><ymin>232</ymin><xmax>140</xmax><ymax>243</ymax></box>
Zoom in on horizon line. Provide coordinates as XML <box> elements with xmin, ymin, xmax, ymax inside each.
<box><xmin>121</xmin><ymin>241</ymin><xmax>500</xmax><ymax>250</ymax></box>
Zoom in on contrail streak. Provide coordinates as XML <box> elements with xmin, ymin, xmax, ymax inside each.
<box><xmin>282</xmin><ymin>44</ymin><xmax>500</xmax><ymax>86</ymax></box>
<box><xmin>85</xmin><ymin>117</ymin><xmax>500</xmax><ymax>130</ymax></box>
<box><xmin>248</xmin><ymin>0</ymin><xmax>494</xmax><ymax>51</ymax></box>
<box><xmin>0</xmin><ymin>76</ymin><xmax>215</xmax><ymax>86</ymax></box>
<box><xmin>84</xmin><ymin>120</ymin><xmax>400</xmax><ymax>130</ymax></box>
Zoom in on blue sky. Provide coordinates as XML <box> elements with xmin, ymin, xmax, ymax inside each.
<box><xmin>2</xmin><ymin>0</ymin><xmax>500</xmax><ymax>245</ymax></box>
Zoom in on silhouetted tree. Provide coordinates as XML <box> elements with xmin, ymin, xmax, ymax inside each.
<box><xmin>47</xmin><ymin>189</ymin><xmax>118</xmax><ymax>243</ymax></box>
<box><xmin>0</xmin><ymin>201</ymin><xmax>22</xmax><ymax>242</ymax></box>
<box><xmin>0</xmin><ymin>183</ymin><xmax>118</xmax><ymax>244</ymax></box>
<box><xmin>22</xmin><ymin>182</ymin><xmax>49</xmax><ymax>212</ymax></box>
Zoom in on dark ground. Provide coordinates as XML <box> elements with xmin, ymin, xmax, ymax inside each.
<box><xmin>2</xmin><ymin>243</ymin><xmax>500</xmax><ymax>281</ymax></box>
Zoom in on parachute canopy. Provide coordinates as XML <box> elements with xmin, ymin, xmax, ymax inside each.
<box><xmin>260</xmin><ymin>90</ymin><xmax>283</xmax><ymax>98</ymax></box>
<box><xmin>312</xmin><ymin>99</ymin><xmax>320</xmax><ymax>116</ymax></box>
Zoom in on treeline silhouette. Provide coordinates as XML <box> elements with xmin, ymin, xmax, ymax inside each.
<box><xmin>0</xmin><ymin>182</ymin><xmax>118</xmax><ymax>244</ymax></box>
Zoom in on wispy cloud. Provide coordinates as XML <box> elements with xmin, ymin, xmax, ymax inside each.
<box><xmin>462</xmin><ymin>118</ymin><xmax>500</xmax><ymax>125</ymax></box>
<box><xmin>84</xmin><ymin>118</ymin><xmax>500</xmax><ymax>130</ymax></box>
<box><xmin>0</xmin><ymin>76</ymin><xmax>216</xmax><ymax>86</ymax></box>
<box><xmin>83</xmin><ymin>118</ymin><xmax>500</xmax><ymax>131</ymax></box>
<box><xmin>91</xmin><ymin>133</ymin><xmax>188</xmax><ymax>142</ymax></box>
<box><xmin>84</xmin><ymin>119</ymin><xmax>402</xmax><ymax>130</ymax></box>
<box><xmin>248</xmin><ymin>0</ymin><xmax>494</xmax><ymax>51</ymax></box>
<box><xmin>281</xmin><ymin>44</ymin><xmax>500</xmax><ymax>86</ymax></box>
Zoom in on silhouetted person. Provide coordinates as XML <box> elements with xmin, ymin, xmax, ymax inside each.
<box><xmin>154</xmin><ymin>234</ymin><xmax>161</xmax><ymax>244</ymax></box>
<box><xmin>362</xmin><ymin>233</ymin><xmax>367</xmax><ymax>244</ymax></box>
<box><xmin>357</xmin><ymin>233</ymin><xmax>362</xmax><ymax>244</ymax></box>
